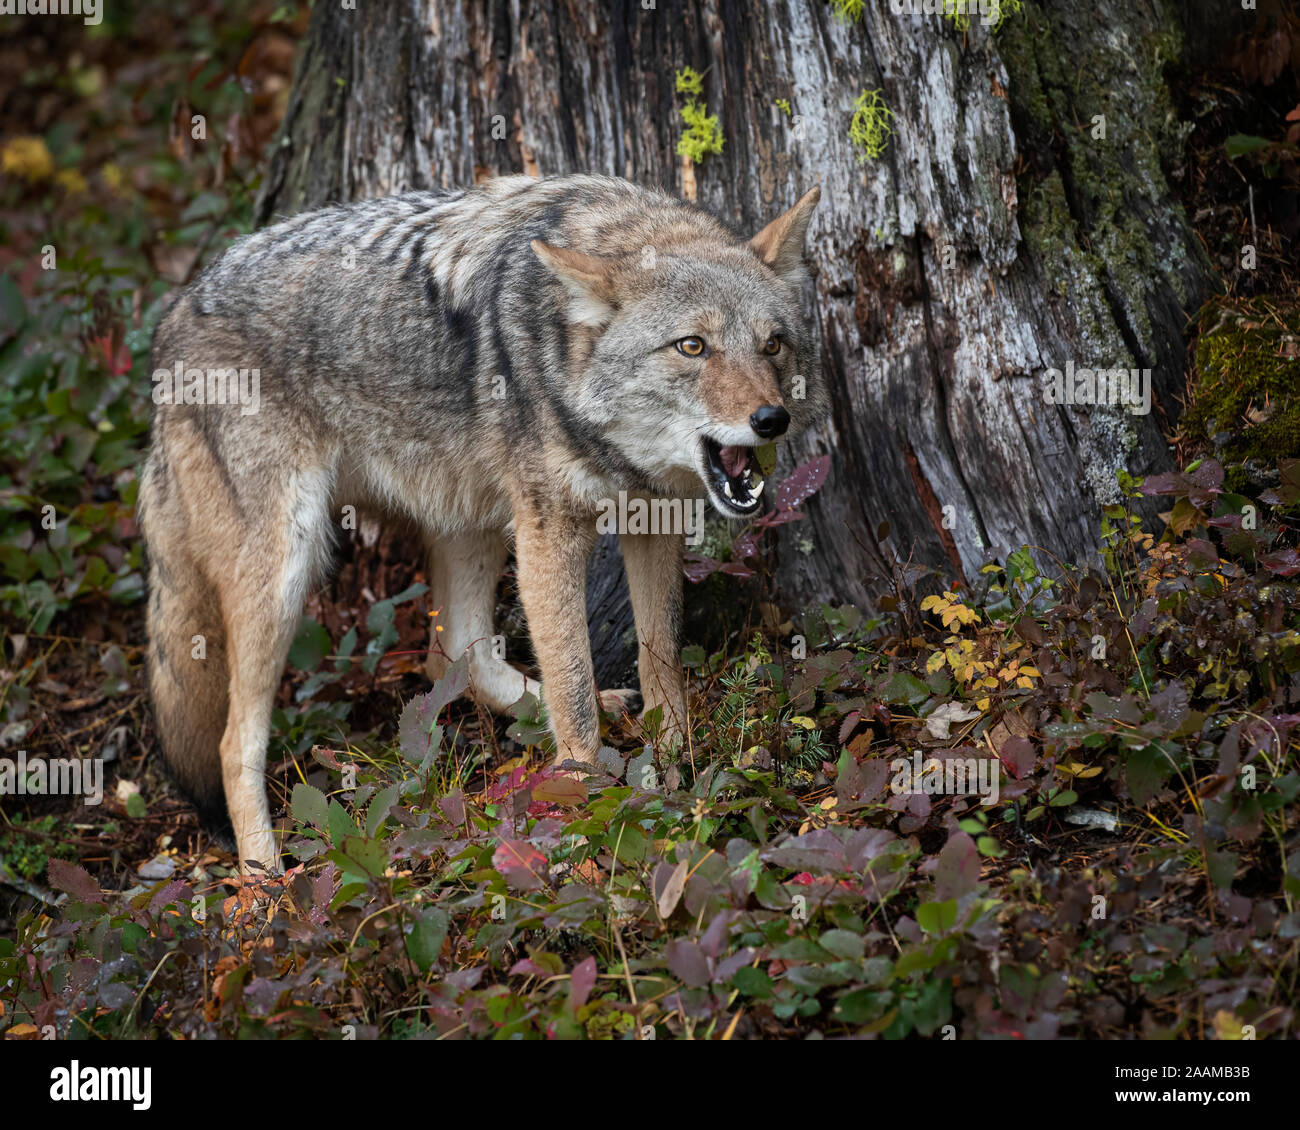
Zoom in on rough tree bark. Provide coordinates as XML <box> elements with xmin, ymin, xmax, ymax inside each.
<box><xmin>256</xmin><ymin>0</ymin><xmax>1224</xmax><ymax>683</ymax></box>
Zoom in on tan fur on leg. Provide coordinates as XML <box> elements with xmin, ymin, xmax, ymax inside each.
<box><xmin>620</xmin><ymin>529</ymin><xmax>688</xmax><ymax>746</ymax></box>
<box><xmin>511</xmin><ymin>500</ymin><xmax>601</xmax><ymax>765</ymax></box>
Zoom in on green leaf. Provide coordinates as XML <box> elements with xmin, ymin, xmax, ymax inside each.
<box><xmin>125</xmin><ymin>792</ymin><xmax>147</xmax><ymax>819</ymax></box>
<box><xmin>1224</xmin><ymin>134</ymin><xmax>1270</xmax><ymax>159</ymax></box>
<box><xmin>0</xmin><ymin>273</ymin><xmax>25</xmax><ymax>332</ymax></box>
<box><xmin>328</xmin><ymin>835</ymin><xmax>389</xmax><ymax>879</ymax></box>
<box><xmin>886</xmin><ymin>671</ymin><xmax>931</xmax><ymax>706</ymax></box>
<box><xmin>680</xmin><ymin>644</ymin><xmax>706</xmax><ymax>668</ymax></box>
<box><xmin>731</xmin><ymin>965</ymin><xmax>773</xmax><ymax>997</ymax></box>
<box><xmin>606</xmin><ymin>822</ymin><xmax>648</xmax><ymax>863</ymax></box>
<box><xmin>288</xmin><ymin>616</ymin><xmax>331</xmax><ymax>671</ymax></box>
<box><xmin>1125</xmin><ymin>745</ymin><xmax>1168</xmax><ymax>806</ymax></box>
<box><xmin>833</xmin><ymin>986</ymin><xmax>888</xmax><ymax>1025</ymax></box>
<box><xmin>120</xmin><ymin>920</ymin><xmax>148</xmax><ymax>954</ymax></box>
<box><xmin>405</xmin><ymin>907</ymin><xmax>449</xmax><ymax>972</ymax></box>
<box><xmin>916</xmin><ymin>898</ymin><xmax>958</xmax><ymax>935</ymax></box>
<box><xmin>291</xmin><ymin>783</ymin><xmax>329</xmax><ymax>831</ymax></box>
<box><xmin>366</xmin><ymin>782</ymin><xmax>400</xmax><ymax>837</ymax></box>
<box><xmin>1207</xmin><ymin>849</ymin><xmax>1237</xmax><ymax>891</ymax></box>
<box><xmin>327</xmin><ymin>798</ymin><xmax>356</xmax><ymax>848</ymax></box>
<box><xmin>818</xmin><ymin>928</ymin><xmax>866</xmax><ymax>960</ymax></box>
<box><xmin>334</xmin><ymin>626</ymin><xmax>358</xmax><ymax>669</ymax></box>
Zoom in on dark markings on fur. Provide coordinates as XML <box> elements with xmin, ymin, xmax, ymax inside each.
<box><xmin>402</xmin><ymin>235</ymin><xmax>426</xmax><ymax>278</ymax></box>
<box><xmin>194</xmin><ymin>411</ymin><xmax>242</xmax><ymax>509</ymax></box>
<box><xmin>442</xmin><ymin>301</ymin><xmax>479</xmax><ymax>420</ymax></box>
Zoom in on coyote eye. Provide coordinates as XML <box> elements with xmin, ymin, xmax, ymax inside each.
<box><xmin>675</xmin><ymin>336</ymin><xmax>706</xmax><ymax>357</ymax></box>
<box><xmin>762</xmin><ymin>334</ymin><xmax>782</xmax><ymax>355</ymax></box>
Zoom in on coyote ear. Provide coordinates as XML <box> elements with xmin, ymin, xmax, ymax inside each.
<box><xmin>749</xmin><ymin>185</ymin><xmax>821</xmax><ymax>283</ymax></box>
<box><xmin>531</xmin><ymin>240</ymin><xmax>620</xmax><ymax>327</ymax></box>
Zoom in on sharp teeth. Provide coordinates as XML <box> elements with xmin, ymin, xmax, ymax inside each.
<box><xmin>723</xmin><ymin>480</ymin><xmax>733</xmax><ymax>498</ymax></box>
<box><xmin>751</xmin><ymin>479</ymin><xmax>765</xmax><ymax>499</ymax></box>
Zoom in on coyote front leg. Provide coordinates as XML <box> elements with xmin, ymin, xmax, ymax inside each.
<box><xmin>620</xmin><ymin>529</ymin><xmax>688</xmax><ymax>747</ymax></box>
<box><xmin>512</xmin><ymin>501</ymin><xmax>602</xmax><ymax>765</ymax></box>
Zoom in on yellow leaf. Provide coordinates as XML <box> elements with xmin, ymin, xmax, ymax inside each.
<box><xmin>2</xmin><ymin>137</ymin><xmax>53</xmax><ymax>181</ymax></box>
<box><xmin>54</xmin><ymin>168</ymin><xmax>87</xmax><ymax>194</ymax></box>
<box><xmin>976</xmin><ymin>698</ymin><xmax>990</xmax><ymax>712</ymax></box>
<box><xmin>101</xmin><ymin>162</ymin><xmax>127</xmax><ymax>194</ymax></box>
<box><xmin>789</xmin><ymin>715</ymin><xmax>816</xmax><ymax>729</ymax></box>
<box><xmin>926</xmin><ymin>651</ymin><xmax>947</xmax><ymax>674</ymax></box>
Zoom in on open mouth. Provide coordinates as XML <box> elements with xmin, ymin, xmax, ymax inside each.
<box><xmin>698</xmin><ymin>437</ymin><xmax>765</xmax><ymax>518</ymax></box>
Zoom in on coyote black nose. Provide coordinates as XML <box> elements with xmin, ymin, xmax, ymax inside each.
<box><xmin>750</xmin><ymin>405</ymin><xmax>790</xmax><ymax>439</ymax></box>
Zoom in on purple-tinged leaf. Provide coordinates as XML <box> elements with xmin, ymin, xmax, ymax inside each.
<box><xmin>569</xmin><ymin>956</ymin><xmax>598</xmax><ymax>1010</ymax></box>
<box><xmin>1261</xmin><ymin>547</ymin><xmax>1300</xmax><ymax>577</ymax></box>
<box><xmin>49</xmin><ymin>859</ymin><xmax>104</xmax><ymax>904</ymax></box>
<box><xmin>665</xmin><ymin>939</ymin><xmax>712</xmax><ymax>987</ymax></box>
<box><xmin>774</xmin><ymin>455</ymin><xmax>830</xmax><ymax>510</ymax></box>
<box><xmin>492</xmin><ymin>839</ymin><xmax>548</xmax><ymax>891</ymax></box>
<box><xmin>935</xmin><ymin>832</ymin><xmax>980</xmax><ymax>901</ymax></box>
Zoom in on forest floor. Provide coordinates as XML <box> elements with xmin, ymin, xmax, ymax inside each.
<box><xmin>0</xmin><ymin>4</ymin><xmax>1297</xmax><ymax>1040</ymax></box>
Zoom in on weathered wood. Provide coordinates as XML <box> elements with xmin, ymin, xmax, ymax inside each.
<box><xmin>257</xmin><ymin>0</ymin><xmax>1222</xmax><ymax>680</ymax></box>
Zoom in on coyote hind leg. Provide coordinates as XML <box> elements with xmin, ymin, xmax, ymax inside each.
<box><xmin>219</xmin><ymin>468</ymin><xmax>333</xmax><ymax>873</ymax></box>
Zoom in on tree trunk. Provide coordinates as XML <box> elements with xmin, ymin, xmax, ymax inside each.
<box><xmin>257</xmin><ymin>0</ymin><xmax>1219</xmax><ymax>683</ymax></box>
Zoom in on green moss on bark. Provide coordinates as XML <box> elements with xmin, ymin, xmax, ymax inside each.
<box><xmin>1185</xmin><ymin>299</ymin><xmax>1300</xmax><ymax>465</ymax></box>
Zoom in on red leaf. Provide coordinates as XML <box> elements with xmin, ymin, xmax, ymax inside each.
<box><xmin>683</xmin><ymin>554</ymin><xmax>720</xmax><ymax>583</ymax></box>
<box><xmin>732</xmin><ymin>528</ymin><xmax>761</xmax><ymax>561</ymax></box>
<box><xmin>1261</xmin><ymin>548</ymin><xmax>1300</xmax><ymax>577</ymax></box>
<box><xmin>838</xmin><ymin>710</ymin><xmax>862</xmax><ymax>744</ymax></box>
<box><xmin>492</xmin><ymin>839</ymin><xmax>549</xmax><ymax>891</ymax></box>
<box><xmin>718</xmin><ymin>561</ymin><xmax>755</xmax><ymax>578</ymax></box>
<box><xmin>935</xmin><ymin>832</ymin><xmax>980</xmax><ymax>901</ymax></box>
<box><xmin>531</xmin><ymin>772</ymin><xmax>587</xmax><ymax>807</ymax></box>
<box><xmin>999</xmin><ymin>735</ymin><xmax>1036</xmax><ymax>779</ymax></box>
<box><xmin>48</xmin><ymin>859</ymin><xmax>104</xmax><ymax>904</ymax></box>
<box><xmin>773</xmin><ymin>455</ymin><xmax>830</xmax><ymax>511</ymax></box>
<box><xmin>569</xmin><ymin>956</ymin><xmax>598</xmax><ymax>1010</ymax></box>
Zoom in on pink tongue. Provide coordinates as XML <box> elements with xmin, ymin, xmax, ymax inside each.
<box><xmin>718</xmin><ymin>446</ymin><xmax>750</xmax><ymax>479</ymax></box>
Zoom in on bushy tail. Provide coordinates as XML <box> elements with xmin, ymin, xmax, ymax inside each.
<box><xmin>142</xmin><ymin>469</ymin><xmax>230</xmax><ymax>823</ymax></box>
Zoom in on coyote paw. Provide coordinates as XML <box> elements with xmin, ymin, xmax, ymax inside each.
<box><xmin>598</xmin><ymin>687</ymin><xmax>643</xmax><ymax>716</ymax></box>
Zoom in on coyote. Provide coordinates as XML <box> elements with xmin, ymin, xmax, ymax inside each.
<box><xmin>140</xmin><ymin>174</ymin><xmax>825</xmax><ymax>871</ymax></box>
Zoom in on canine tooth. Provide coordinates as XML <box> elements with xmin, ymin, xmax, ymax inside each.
<box><xmin>723</xmin><ymin>481</ymin><xmax>733</xmax><ymax>498</ymax></box>
<box><xmin>751</xmin><ymin>479</ymin><xmax>765</xmax><ymax>499</ymax></box>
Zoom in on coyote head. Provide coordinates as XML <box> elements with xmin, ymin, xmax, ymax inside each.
<box><xmin>531</xmin><ymin>186</ymin><xmax>825</xmax><ymax>518</ymax></box>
